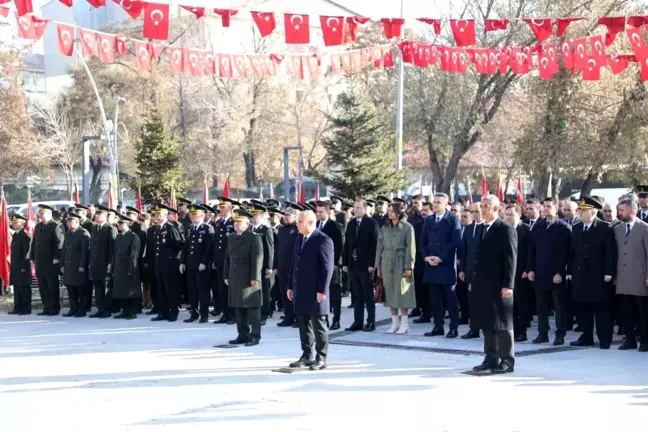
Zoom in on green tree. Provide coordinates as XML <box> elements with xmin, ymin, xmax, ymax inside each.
<box><xmin>318</xmin><ymin>90</ymin><xmax>405</xmax><ymax>198</ymax></box>
<box><xmin>134</xmin><ymin>109</ymin><xmax>185</xmax><ymax>202</ymax></box>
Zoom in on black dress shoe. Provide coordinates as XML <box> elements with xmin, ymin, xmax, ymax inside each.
<box><xmin>199</xmin><ymin>316</ymin><xmax>209</xmax><ymax>323</ymax></box>
<box><xmin>245</xmin><ymin>339</ymin><xmax>259</xmax><ymax>346</ymax></box>
<box><xmin>461</xmin><ymin>329</ymin><xmax>480</xmax><ymax>339</ymax></box>
<box><xmin>228</xmin><ymin>338</ymin><xmax>247</xmax><ymax>345</ymax></box>
<box><xmin>553</xmin><ymin>335</ymin><xmax>565</xmax><ymax>346</ymax></box>
<box><xmin>260</xmin><ymin>318</ymin><xmax>267</xmax><ymax>326</ymax></box>
<box><xmin>214</xmin><ymin>315</ymin><xmax>229</xmax><ymax>324</ymax></box>
<box><xmin>446</xmin><ymin>329</ymin><xmax>458</xmax><ymax>338</ymax></box>
<box><xmin>569</xmin><ymin>340</ymin><xmax>594</xmax><ymax>347</ymax></box>
<box><xmin>532</xmin><ymin>335</ymin><xmax>549</xmax><ymax>344</ymax></box>
<box><xmin>514</xmin><ymin>334</ymin><xmax>527</xmax><ymax>342</ymax></box>
<box><xmin>491</xmin><ymin>361</ymin><xmax>514</xmax><ymax>374</ymax></box>
<box><xmin>345</xmin><ymin>323</ymin><xmax>363</xmax><ymax>331</ymax></box>
<box><xmin>37</xmin><ymin>311</ymin><xmax>49</xmax><ymax>316</ymax></box>
<box><xmin>145</xmin><ymin>310</ymin><xmax>157</xmax><ymax>315</ymax></box>
<box><xmin>124</xmin><ymin>314</ymin><xmax>137</xmax><ymax>320</ymax></box>
<box><xmin>408</xmin><ymin>308</ymin><xmax>421</xmax><ymax>318</ymax></box>
<box><xmin>151</xmin><ymin>315</ymin><xmax>168</xmax><ymax>322</ymax></box>
<box><xmin>363</xmin><ymin>322</ymin><xmax>375</xmax><ymax>332</ymax></box>
<box><xmin>88</xmin><ymin>311</ymin><xmax>102</xmax><ymax>318</ymax></box>
<box><xmin>74</xmin><ymin>312</ymin><xmax>86</xmax><ymax>317</ymax></box>
<box><xmin>599</xmin><ymin>343</ymin><xmax>610</xmax><ymax>349</ymax></box>
<box><xmin>277</xmin><ymin>319</ymin><xmax>294</xmax><ymax>327</ymax></box>
<box><xmin>639</xmin><ymin>343</ymin><xmax>648</xmax><ymax>353</ymax></box>
<box><xmin>309</xmin><ymin>360</ymin><xmax>326</xmax><ymax>371</ymax></box>
<box><xmin>183</xmin><ymin>314</ymin><xmax>199</xmax><ymax>323</ymax></box>
<box><xmin>47</xmin><ymin>311</ymin><xmax>59</xmax><ymax>316</ymax></box>
<box><xmin>413</xmin><ymin>316</ymin><xmax>431</xmax><ymax>324</ymax></box>
<box><xmin>330</xmin><ymin>321</ymin><xmax>340</xmax><ymax>330</ymax></box>
<box><xmin>573</xmin><ymin>325</ymin><xmax>584</xmax><ymax>332</ymax></box>
<box><xmin>289</xmin><ymin>357</ymin><xmax>314</xmax><ymax>368</ymax></box>
<box><xmin>227</xmin><ymin>318</ymin><xmax>236</xmax><ymax>325</ymax></box>
<box><xmin>424</xmin><ymin>327</ymin><xmax>445</xmax><ymax>337</ymax></box>
<box><xmin>8</xmin><ymin>310</ymin><xmax>18</xmax><ymax>315</ymax></box>
<box><xmin>62</xmin><ymin>311</ymin><xmax>77</xmax><ymax>317</ymax></box>
<box><xmin>99</xmin><ymin>312</ymin><xmax>111</xmax><ymax>318</ymax></box>
<box><xmin>167</xmin><ymin>315</ymin><xmax>178</xmax><ymax>322</ymax></box>
<box><xmin>618</xmin><ymin>341</ymin><xmax>637</xmax><ymax>350</ymax></box>
<box><xmin>113</xmin><ymin>312</ymin><xmax>126</xmax><ymax>319</ymax></box>
<box><xmin>472</xmin><ymin>360</ymin><xmax>497</xmax><ymax>372</ymax></box>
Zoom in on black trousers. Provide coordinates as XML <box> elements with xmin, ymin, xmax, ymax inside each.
<box><xmin>620</xmin><ymin>294</ymin><xmax>648</xmax><ymax>345</ymax></box>
<box><xmin>179</xmin><ymin>271</ymin><xmax>188</xmax><ymax>305</ymax></box>
<box><xmin>147</xmin><ymin>264</ymin><xmax>159</xmax><ymax>312</ymax></box>
<box><xmin>118</xmin><ymin>298</ymin><xmax>140</xmax><ymax>315</ymax></box>
<box><xmin>413</xmin><ymin>261</ymin><xmax>430</xmax><ymax>317</ymax></box>
<box><xmin>235</xmin><ymin>307</ymin><xmax>261</xmax><ymax>341</ymax></box>
<box><xmin>536</xmin><ymin>287</ymin><xmax>567</xmax><ymax>336</ymax></box>
<box><xmin>329</xmin><ymin>267</ymin><xmax>342</xmax><ymax>322</ymax></box>
<box><xmin>156</xmin><ymin>269</ymin><xmax>180</xmax><ymax>318</ymax></box>
<box><xmin>351</xmin><ymin>268</ymin><xmax>375</xmax><ymax>324</ymax></box>
<box><xmin>66</xmin><ymin>285</ymin><xmax>84</xmax><ymax>313</ymax></box>
<box><xmin>270</xmin><ymin>275</ymin><xmax>282</xmax><ymax>310</ymax></box>
<box><xmin>83</xmin><ymin>279</ymin><xmax>93</xmax><ymax>312</ymax></box>
<box><xmin>13</xmin><ymin>284</ymin><xmax>32</xmax><ymax>313</ymax></box>
<box><xmin>92</xmin><ymin>279</ymin><xmax>111</xmax><ymax>314</ymax></box>
<box><xmin>484</xmin><ymin>329</ymin><xmax>515</xmax><ymax>367</ymax></box>
<box><xmin>261</xmin><ymin>275</ymin><xmax>272</xmax><ymax>318</ymax></box>
<box><xmin>431</xmin><ymin>283</ymin><xmax>459</xmax><ymax>330</ymax></box>
<box><xmin>576</xmin><ymin>301</ymin><xmax>613</xmax><ymax>345</ymax></box>
<box><xmin>37</xmin><ymin>273</ymin><xmax>60</xmax><ymax>312</ymax></box>
<box><xmin>298</xmin><ymin>315</ymin><xmax>329</xmax><ymax>361</ymax></box>
<box><xmin>187</xmin><ymin>270</ymin><xmax>211</xmax><ymax>317</ymax></box>
<box><xmin>456</xmin><ymin>279</ymin><xmax>470</xmax><ymax>321</ymax></box>
<box><xmin>214</xmin><ymin>265</ymin><xmax>232</xmax><ymax>318</ymax></box>
<box><xmin>514</xmin><ymin>279</ymin><xmax>532</xmax><ymax>336</ymax></box>
<box><xmin>278</xmin><ymin>274</ymin><xmax>294</xmax><ymax>322</ymax></box>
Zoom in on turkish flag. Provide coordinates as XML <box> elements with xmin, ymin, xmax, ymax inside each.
<box><xmin>351</xmin><ymin>50</ymin><xmax>363</xmax><ymax>72</ymax></box>
<box><xmin>305</xmin><ymin>55</ymin><xmax>320</xmax><ymax>80</ymax></box>
<box><xmin>497</xmin><ymin>47</ymin><xmax>510</xmax><ymax>73</ymax></box>
<box><xmin>214</xmin><ymin>9</ymin><xmax>238</xmax><ymax>27</ymax></box>
<box><xmin>320</xmin><ymin>16</ymin><xmax>345</xmax><ymax>46</ymax></box>
<box><xmin>484</xmin><ymin>19</ymin><xmax>508</xmax><ymax>32</ymax></box>
<box><xmin>398</xmin><ymin>40</ymin><xmax>414</xmax><ymax>64</ymax></box>
<box><xmin>345</xmin><ymin>16</ymin><xmax>369</xmax><ymax>41</ymax></box>
<box><xmin>556</xmin><ymin>17</ymin><xmax>582</xmax><ymax>37</ymax></box>
<box><xmin>232</xmin><ymin>55</ymin><xmax>247</xmax><ymax>78</ymax></box>
<box><xmin>572</xmin><ymin>38</ymin><xmax>589</xmax><ymax>70</ymax></box>
<box><xmin>509</xmin><ymin>47</ymin><xmax>531</xmax><ymax>75</ymax></box>
<box><xmin>98</xmin><ymin>33</ymin><xmax>115</xmax><ymax>63</ymax></box>
<box><xmin>112</xmin><ymin>0</ymin><xmax>143</xmax><ymax>20</ymax></box>
<box><xmin>480</xmin><ymin>173</ymin><xmax>488</xmax><ymax>196</ymax></box>
<box><xmin>450</xmin><ymin>19</ymin><xmax>476</xmax><ymax>46</ymax></box>
<box><xmin>143</xmin><ymin>2</ymin><xmax>169</xmax><ymax>40</ymax></box>
<box><xmin>523</xmin><ymin>18</ymin><xmax>553</xmax><ymax>42</ymax></box>
<box><xmin>628</xmin><ymin>16</ymin><xmax>648</xmax><ymax>28</ymax></box>
<box><xmin>561</xmin><ymin>40</ymin><xmax>574</xmax><ymax>69</ymax></box>
<box><xmin>248</xmin><ymin>55</ymin><xmax>265</xmax><ymax>78</ymax></box>
<box><xmin>413</xmin><ymin>43</ymin><xmax>433</xmax><ymax>67</ymax></box>
<box><xmin>59</xmin><ymin>0</ymin><xmax>72</xmax><ymax>6</ymax></box>
<box><xmin>290</xmin><ymin>56</ymin><xmax>304</xmax><ymax>79</ymax></box>
<box><xmin>115</xmin><ymin>34</ymin><xmax>129</xmax><ymax>55</ymax></box>
<box><xmin>218</xmin><ymin>54</ymin><xmax>232</xmax><ymax>78</ymax></box>
<box><xmin>16</xmin><ymin>14</ymin><xmax>50</xmax><ymax>40</ymax></box>
<box><xmin>538</xmin><ymin>49</ymin><xmax>556</xmax><ymax>79</ymax></box>
<box><xmin>186</xmin><ymin>50</ymin><xmax>201</xmax><ymax>77</ymax></box>
<box><xmin>382</xmin><ymin>46</ymin><xmax>394</xmax><ymax>67</ymax></box>
<box><xmin>203</xmin><ymin>51</ymin><xmax>216</xmax><ymax>75</ymax></box>
<box><xmin>284</xmin><ymin>13</ymin><xmax>309</xmax><ymax>44</ymax></box>
<box><xmin>598</xmin><ymin>16</ymin><xmax>625</xmax><ymax>46</ymax></box>
<box><xmin>79</xmin><ymin>29</ymin><xmax>99</xmax><ymax>56</ymax></box>
<box><xmin>251</xmin><ymin>11</ymin><xmax>275</xmax><ymax>37</ymax></box>
<box><xmin>330</xmin><ymin>54</ymin><xmax>342</xmax><ymax>75</ymax></box>
<box><xmin>417</xmin><ymin>18</ymin><xmax>441</xmax><ymax>34</ymax></box>
<box><xmin>589</xmin><ymin>34</ymin><xmax>606</xmax><ymax>61</ymax></box>
<box><xmin>135</xmin><ymin>41</ymin><xmax>151</xmax><ymax>70</ymax></box>
<box><xmin>169</xmin><ymin>47</ymin><xmax>184</xmax><ymax>74</ymax></box>
<box><xmin>266</xmin><ymin>54</ymin><xmax>282</xmax><ymax>76</ymax></box>
<box><xmin>627</xmin><ymin>27</ymin><xmax>648</xmax><ymax>60</ymax></box>
<box><xmin>640</xmin><ymin>57</ymin><xmax>648</xmax><ymax>81</ymax></box>
<box><xmin>181</xmin><ymin>6</ymin><xmax>204</xmax><ymax>19</ymax></box>
<box><xmin>381</xmin><ymin>18</ymin><xmax>404</xmax><ymax>39</ymax></box>
<box><xmin>14</xmin><ymin>0</ymin><xmax>33</xmax><ymax>16</ymax></box>
<box><xmin>56</xmin><ymin>23</ymin><xmax>74</xmax><ymax>56</ymax></box>
<box><xmin>542</xmin><ymin>43</ymin><xmax>559</xmax><ymax>73</ymax></box>
<box><xmin>516</xmin><ymin>177</ymin><xmax>524</xmax><ymax>204</ymax></box>
<box><xmin>582</xmin><ymin>56</ymin><xmax>601</xmax><ymax>81</ymax></box>
<box><xmin>607</xmin><ymin>54</ymin><xmax>630</xmax><ymax>75</ymax></box>
<box><xmin>86</xmin><ymin>0</ymin><xmax>105</xmax><ymax>7</ymax></box>
<box><xmin>147</xmin><ymin>42</ymin><xmax>163</xmax><ymax>59</ymax></box>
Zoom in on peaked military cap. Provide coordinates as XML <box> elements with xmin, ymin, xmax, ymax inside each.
<box><xmin>37</xmin><ymin>204</ymin><xmax>55</xmax><ymax>213</ymax></box>
<box><xmin>125</xmin><ymin>206</ymin><xmax>141</xmax><ymax>215</ymax></box>
<box><xmin>578</xmin><ymin>196</ymin><xmax>602</xmax><ymax>210</ymax></box>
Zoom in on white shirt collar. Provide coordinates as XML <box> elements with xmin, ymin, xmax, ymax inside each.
<box><xmin>159</xmin><ymin>220</ymin><xmax>167</xmax><ymax>228</ymax></box>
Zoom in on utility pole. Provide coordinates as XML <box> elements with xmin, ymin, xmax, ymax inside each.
<box><xmin>395</xmin><ymin>0</ymin><xmax>405</xmax><ymax>197</ymax></box>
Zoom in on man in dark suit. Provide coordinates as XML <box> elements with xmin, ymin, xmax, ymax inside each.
<box><xmin>73</xmin><ymin>204</ymin><xmax>95</xmax><ymax>312</ymax></box>
<box><xmin>567</xmin><ymin>197</ymin><xmax>616</xmax><ymax>349</ymax></box>
<box><xmin>410</xmin><ymin>199</ymin><xmax>432</xmax><ymax>322</ymax></box>
<box><xmin>9</xmin><ymin>215</ymin><xmax>32</xmax><ymax>315</ymax></box>
<box><xmin>470</xmin><ymin>195</ymin><xmax>517</xmax><ymax>374</ymax></box>
<box><xmin>527</xmin><ymin>197</ymin><xmax>572</xmax><ymax>346</ymax></box>
<box><xmin>249</xmin><ymin>204</ymin><xmax>275</xmax><ymax>325</ymax></box>
<box><xmin>276</xmin><ymin>205</ymin><xmax>301</xmax><ymax>327</ymax></box>
<box><xmin>144</xmin><ymin>212</ymin><xmax>160</xmax><ymax>315</ymax></box>
<box><xmin>504</xmin><ymin>204</ymin><xmax>532</xmax><ymax>341</ymax></box>
<box><xmin>211</xmin><ymin>198</ymin><xmax>236</xmax><ymax>324</ymax></box>
<box><xmin>315</xmin><ymin>201</ymin><xmax>344</xmax><ymax>330</ymax></box>
<box><xmin>342</xmin><ymin>199</ymin><xmax>380</xmax><ymax>332</ymax></box>
<box><xmin>458</xmin><ymin>202</ymin><xmax>482</xmax><ymax>339</ymax></box>
<box><xmin>88</xmin><ymin>205</ymin><xmax>117</xmax><ymax>318</ymax></box>
<box><xmin>288</xmin><ymin>210</ymin><xmax>335</xmax><ymax>371</ymax></box>
<box><xmin>421</xmin><ymin>193</ymin><xmax>462</xmax><ymax>338</ymax></box>
<box><xmin>30</xmin><ymin>204</ymin><xmax>65</xmax><ymax>316</ymax></box>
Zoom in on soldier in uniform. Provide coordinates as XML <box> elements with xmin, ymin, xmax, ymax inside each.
<box><xmin>224</xmin><ymin>209</ymin><xmax>263</xmax><ymax>346</ymax></box>
<box><xmin>268</xmin><ymin>208</ymin><xmax>282</xmax><ymax>312</ymax></box>
<box><xmin>29</xmin><ymin>204</ymin><xmax>65</xmax><ymax>316</ymax></box>
<box><xmin>144</xmin><ymin>211</ymin><xmax>160</xmax><ymax>315</ymax></box>
<box><xmin>211</xmin><ymin>198</ymin><xmax>236</xmax><ymax>324</ymax></box>
<box><xmin>166</xmin><ymin>206</ymin><xmax>187</xmax><ymax>307</ymax></box>
<box><xmin>372</xmin><ymin>196</ymin><xmax>389</xmax><ymax>228</ymax></box>
<box><xmin>126</xmin><ymin>206</ymin><xmax>147</xmax><ymax>311</ymax></box>
<box><xmin>61</xmin><ymin>213</ymin><xmax>91</xmax><ymax>317</ymax></box>
<box><xmin>111</xmin><ymin>214</ymin><xmax>141</xmax><ymax>320</ymax></box>
<box><xmin>151</xmin><ymin>203</ymin><xmax>184</xmax><ymax>322</ymax></box>
<box><xmin>276</xmin><ymin>205</ymin><xmax>301</xmax><ymax>327</ymax></box>
<box><xmin>72</xmin><ymin>204</ymin><xmax>95</xmax><ymax>312</ymax></box>
<box><xmin>88</xmin><ymin>205</ymin><xmax>117</xmax><ymax>318</ymax></box>
<box><xmin>180</xmin><ymin>205</ymin><xmax>214</xmax><ymax>323</ymax></box>
<box><xmin>249</xmin><ymin>203</ymin><xmax>275</xmax><ymax>325</ymax></box>
<box><xmin>9</xmin><ymin>214</ymin><xmax>32</xmax><ymax>315</ymax></box>
<box><xmin>177</xmin><ymin>198</ymin><xmax>193</xmax><ymax>233</ymax></box>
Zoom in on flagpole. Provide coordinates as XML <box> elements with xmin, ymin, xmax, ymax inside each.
<box><xmin>395</xmin><ymin>0</ymin><xmax>405</xmax><ymax>198</ymax></box>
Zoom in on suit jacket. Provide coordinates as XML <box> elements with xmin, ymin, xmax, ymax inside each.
<box><xmin>10</xmin><ymin>229</ymin><xmax>32</xmax><ymax>287</ymax></box>
<box><xmin>212</xmin><ymin>216</ymin><xmax>235</xmax><ymax>269</ymax></box>
<box><xmin>89</xmin><ymin>223</ymin><xmax>117</xmax><ymax>281</ymax></box>
<box><xmin>459</xmin><ymin>222</ymin><xmax>481</xmax><ymax>285</ymax></box>
<box><xmin>639</xmin><ymin>210</ymin><xmax>648</xmax><ymax>224</ymax></box>
<box><xmin>320</xmin><ymin>219</ymin><xmax>343</xmax><ymax>265</ymax></box>
<box><xmin>289</xmin><ymin>230</ymin><xmax>334</xmax><ymax>316</ymax></box>
<box><xmin>470</xmin><ymin>219</ymin><xmax>517</xmax><ymax>331</ymax></box>
<box><xmin>276</xmin><ymin>223</ymin><xmax>299</xmax><ymax>290</ymax></box>
<box><xmin>614</xmin><ymin>219</ymin><xmax>648</xmax><ymax>296</ymax></box>
<box><xmin>372</xmin><ymin>213</ymin><xmax>388</xmax><ymax>228</ymax></box>
<box><xmin>252</xmin><ymin>224</ymin><xmax>275</xmax><ymax>272</ymax></box>
<box><xmin>29</xmin><ymin>220</ymin><xmax>64</xmax><ymax>277</ymax></box>
<box><xmin>527</xmin><ymin>218</ymin><xmax>571</xmax><ymax>290</ymax></box>
<box><xmin>515</xmin><ymin>222</ymin><xmax>531</xmax><ymax>283</ymax></box>
<box><xmin>342</xmin><ymin>215</ymin><xmax>379</xmax><ymax>270</ymax></box>
<box><xmin>420</xmin><ymin>211</ymin><xmax>462</xmax><ymax>285</ymax></box>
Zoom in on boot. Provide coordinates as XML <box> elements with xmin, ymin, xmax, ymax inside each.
<box><xmin>386</xmin><ymin>316</ymin><xmax>399</xmax><ymax>334</ymax></box>
<box><xmin>396</xmin><ymin>315</ymin><xmax>409</xmax><ymax>334</ymax></box>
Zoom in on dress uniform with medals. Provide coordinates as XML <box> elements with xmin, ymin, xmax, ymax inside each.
<box><xmin>225</xmin><ymin>209</ymin><xmax>263</xmax><ymax>346</ymax></box>
<box><xmin>9</xmin><ymin>215</ymin><xmax>33</xmax><ymax>315</ymax></box>
<box><xmin>211</xmin><ymin>198</ymin><xmax>236</xmax><ymax>323</ymax></box>
<box><xmin>61</xmin><ymin>213</ymin><xmax>91</xmax><ymax>317</ymax></box>
<box><xmin>636</xmin><ymin>185</ymin><xmax>648</xmax><ymax>223</ymax></box>
<box><xmin>181</xmin><ymin>205</ymin><xmax>214</xmax><ymax>323</ymax></box>
<box><xmin>111</xmin><ymin>214</ymin><xmax>142</xmax><ymax>319</ymax></box>
<box><xmin>89</xmin><ymin>205</ymin><xmax>117</xmax><ymax>318</ymax></box>
<box><xmin>29</xmin><ymin>204</ymin><xmax>65</xmax><ymax>316</ymax></box>
<box><xmin>145</xmin><ymin>214</ymin><xmax>160</xmax><ymax>314</ymax></box>
<box><xmin>167</xmin><ymin>207</ymin><xmax>187</xmax><ymax>307</ymax></box>
<box><xmin>249</xmin><ymin>204</ymin><xmax>275</xmax><ymax>324</ymax></box>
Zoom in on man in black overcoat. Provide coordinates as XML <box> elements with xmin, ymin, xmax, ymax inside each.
<box><xmin>249</xmin><ymin>204</ymin><xmax>275</xmax><ymax>325</ymax></box>
<box><xmin>111</xmin><ymin>214</ymin><xmax>141</xmax><ymax>319</ymax></box>
<box><xmin>88</xmin><ymin>205</ymin><xmax>117</xmax><ymax>318</ymax></box>
<box><xmin>504</xmin><ymin>204</ymin><xmax>532</xmax><ymax>342</ymax></box>
<box><xmin>9</xmin><ymin>215</ymin><xmax>32</xmax><ymax>315</ymax></box>
<box><xmin>315</xmin><ymin>201</ymin><xmax>343</xmax><ymax>330</ymax></box>
<box><xmin>29</xmin><ymin>204</ymin><xmax>64</xmax><ymax>316</ymax></box>
<box><xmin>276</xmin><ymin>205</ymin><xmax>300</xmax><ymax>327</ymax></box>
<box><xmin>470</xmin><ymin>195</ymin><xmax>517</xmax><ymax>374</ymax></box>
<box><xmin>144</xmin><ymin>212</ymin><xmax>160</xmax><ymax>315</ymax></box>
<box><xmin>72</xmin><ymin>204</ymin><xmax>95</xmax><ymax>312</ymax></box>
<box><xmin>211</xmin><ymin>198</ymin><xmax>236</xmax><ymax>324</ymax></box>
<box><xmin>458</xmin><ymin>202</ymin><xmax>483</xmax><ymax>339</ymax></box>
<box><xmin>61</xmin><ymin>213</ymin><xmax>91</xmax><ymax>317</ymax></box>
<box><xmin>567</xmin><ymin>197</ymin><xmax>616</xmax><ymax>349</ymax></box>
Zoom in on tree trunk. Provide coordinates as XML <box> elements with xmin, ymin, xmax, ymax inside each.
<box><xmin>243</xmin><ymin>150</ymin><xmax>257</xmax><ymax>188</ymax></box>
<box><xmin>90</xmin><ymin>157</ymin><xmax>103</xmax><ymax>202</ymax></box>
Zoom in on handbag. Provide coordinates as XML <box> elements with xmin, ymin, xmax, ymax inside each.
<box><xmin>374</xmin><ymin>274</ymin><xmax>384</xmax><ymax>303</ymax></box>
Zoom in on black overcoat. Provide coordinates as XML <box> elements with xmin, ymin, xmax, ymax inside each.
<box><xmin>527</xmin><ymin>218</ymin><xmax>571</xmax><ymax>290</ymax></box>
<box><xmin>29</xmin><ymin>220</ymin><xmax>64</xmax><ymax>277</ymax></box>
<box><xmin>89</xmin><ymin>223</ymin><xmax>117</xmax><ymax>281</ymax></box>
<box><xmin>61</xmin><ymin>228</ymin><xmax>90</xmax><ymax>286</ymax></box>
<box><xmin>10</xmin><ymin>229</ymin><xmax>32</xmax><ymax>287</ymax></box>
<box><xmin>111</xmin><ymin>230</ymin><xmax>141</xmax><ymax>300</ymax></box>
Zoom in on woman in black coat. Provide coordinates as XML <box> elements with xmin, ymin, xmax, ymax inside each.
<box><xmin>111</xmin><ymin>215</ymin><xmax>141</xmax><ymax>319</ymax></box>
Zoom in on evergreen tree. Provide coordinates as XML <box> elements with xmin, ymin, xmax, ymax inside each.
<box><xmin>134</xmin><ymin>109</ymin><xmax>186</xmax><ymax>202</ymax></box>
<box><xmin>318</xmin><ymin>90</ymin><xmax>405</xmax><ymax>199</ymax></box>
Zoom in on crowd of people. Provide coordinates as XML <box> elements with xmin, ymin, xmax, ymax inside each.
<box><xmin>6</xmin><ymin>186</ymin><xmax>648</xmax><ymax>373</ymax></box>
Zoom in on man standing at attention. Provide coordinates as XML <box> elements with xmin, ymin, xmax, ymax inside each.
<box><xmin>315</xmin><ymin>201</ymin><xmax>344</xmax><ymax>330</ymax></box>
<box><xmin>9</xmin><ymin>215</ymin><xmax>32</xmax><ymax>315</ymax></box>
<box><xmin>287</xmin><ymin>211</ymin><xmax>334</xmax><ymax>370</ymax></box>
<box><xmin>421</xmin><ymin>193</ymin><xmax>462</xmax><ymax>338</ymax></box>
<box><xmin>89</xmin><ymin>205</ymin><xmax>117</xmax><ymax>318</ymax></box>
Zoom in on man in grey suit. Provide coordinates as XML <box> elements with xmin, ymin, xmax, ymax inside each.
<box><xmin>614</xmin><ymin>199</ymin><xmax>648</xmax><ymax>352</ymax></box>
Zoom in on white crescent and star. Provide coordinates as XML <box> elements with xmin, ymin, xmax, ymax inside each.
<box><xmin>60</xmin><ymin>29</ymin><xmax>71</xmax><ymax>43</ymax></box>
<box><xmin>189</xmin><ymin>53</ymin><xmax>198</xmax><ymax>66</ymax></box>
<box><xmin>19</xmin><ymin>17</ymin><xmax>30</xmax><ymax>29</ymax></box>
<box><xmin>588</xmin><ymin>58</ymin><xmax>596</xmax><ymax>71</ymax></box>
<box><xmin>541</xmin><ymin>57</ymin><xmax>549</xmax><ymax>69</ymax></box>
<box><xmin>150</xmin><ymin>9</ymin><xmax>164</xmax><ymax>26</ymax></box>
<box><xmin>326</xmin><ymin>17</ymin><xmax>339</xmax><ymax>32</ymax></box>
<box><xmin>138</xmin><ymin>46</ymin><xmax>148</xmax><ymax>59</ymax></box>
<box><xmin>576</xmin><ymin>43</ymin><xmax>585</xmax><ymax>57</ymax></box>
<box><xmin>455</xmin><ymin>19</ymin><xmax>467</xmax><ymax>32</ymax></box>
<box><xmin>101</xmin><ymin>38</ymin><xmax>110</xmax><ymax>52</ymax></box>
<box><xmin>531</xmin><ymin>19</ymin><xmax>547</xmax><ymax>27</ymax></box>
<box><xmin>594</xmin><ymin>41</ymin><xmax>603</xmax><ymax>54</ymax></box>
<box><xmin>172</xmin><ymin>50</ymin><xmax>182</xmax><ymax>64</ymax></box>
<box><xmin>631</xmin><ymin>33</ymin><xmax>642</xmax><ymax>46</ymax></box>
<box><xmin>291</xmin><ymin>14</ymin><xmax>304</xmax><ymax>30</ymax></box>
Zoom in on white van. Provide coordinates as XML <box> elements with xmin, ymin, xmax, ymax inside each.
<box><xmin>10</xmin><ymin>200</ymin><xmax>75</xmax><ymax>216</ymax></box>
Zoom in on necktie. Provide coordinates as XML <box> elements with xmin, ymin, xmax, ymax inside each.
<box><xmin>583</xmin><ymin>225</ymin><xmax>588</xmax><ymax>232</ymax></box>
<box><xmin>481</xmin><ymin>224</ymin><xmax>490</xmax><ymax>240</ymax></box>
<box><xmin>436</xmin><ymin>216</ymin><xmax>440</xmax><ymax>223</ymax></box>
<box><xmin>626</xmin><ymin>223</ymin><xmax>631</xmax><ymax>236</ymax></box>
<box><xmin>301</xmin><ymin>236</ymin><xmax>308</xmax><ymax>250</ymax></box>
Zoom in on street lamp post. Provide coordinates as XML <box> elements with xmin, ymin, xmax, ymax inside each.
<box><xmin>395</xmin><ymin>0</ymin><xmax>405</xmax><ymax>197</ymax></box>
<box><xmin>283</xmin><ymin>146</ymin><xmax>302</xmax><ymax>202</ymax></box>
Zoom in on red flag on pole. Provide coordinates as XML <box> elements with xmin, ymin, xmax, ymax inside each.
<box><xmin>203</xmin><ymin>178</ymin><xmax>209</xmax><ymax>204</ymax></box>
<box><xmin>496</xmin><ymin>172</ymin><xmax>505</xmax><ymax>202</ymax></box>
<box><xmin>169</xmin><ymin>185</ymin><xmax>176</xmax><ymax>209</ymax></box>
<box><xmin>136</xmin><ymin>187</ymin><xmax>143</xmax><ymax>212</ymax></box>
<box><xmin>480</xmin><ymin>168</ymin><xmax>489</xmax><ymax>197</ymax></box>
<box><xmin>419</xmin><ymin>175</ymin><xmax>423</xmax><ymax>195</ymax></box>
<box><xmin>223</xmin><ymin>178</ymin><xmax>230</xmax><ymax>199</ymax></box>
<box><xmin>107</xmin><ymin>181</ymin><xmax>114</xmax><ymax>209</ymax></box>
<box><xmin>25</xmin><ymin>189</ymin><xmax>35</xmax><ymax>235</ymax></box>
<box><xmin>0</xmin><ymin>193</ymin><xmax>11</xmax><ymax>292</ymax></box>
<box><xmin>516</xmin><ymin>176</ymin><xmax>524</xmax><ymax>204</ymax></box>
<box><xmin>314</xmin><ymin>183</ymin><xmax>320</xmax><ymax>201</ymax></box>
<box><xmin>74</xmin><ymin>179</ymin><xmax>80</xmax><ymax>204</ymax></box>
<box><xmin>298</xmin><ymin>181</ymin><xmax>305</xmax><ymax>205</ymax></box>
<box><xmin>467</xmin><ymin>181</ymin><xmax>474</xmax><ymax>204</ymax></box>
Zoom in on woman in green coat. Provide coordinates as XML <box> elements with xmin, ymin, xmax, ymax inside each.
<box><xmin>375</xmin><ymin>202</ymin><xmax>416</xmax><ymax>334</ymax></box>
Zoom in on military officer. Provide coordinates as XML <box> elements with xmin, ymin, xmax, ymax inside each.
<box><xmin>111</xmin><ymin>214</ymin><xmax>142</xmax><ymax>320</ymax></box>
<box><xmin>177</xmin><ymin>197</ymin><xmax>193</xmax><ymax>233</ymax></box>
<box><xmin>268</xmin><ymin>207</ymin><xmax>281</xmax><ymax>312</ymax></box>
<box><xmin>61</xmin><ymin>213</ymin><xmax>91</xmax><ymax>317</ymax></box>
<box><xmin>167</xmin><ymin>206</ymin><xmax>188</xmax><ymax>307</ymax></box>
<box><xmin>126</xmin><ymin>206</ymin><xmax>147</xmax><ymax>311</ymax></box>
<box><xmin>9</xmin><ymin>214</ymin><xmax>32</xmax><ymax>315</ymax></box>
<box><xmin>372</xmin><ymin>196</ymin><xmax>389</xmax><ymax>228</ymax></box>
<box><xmin>224</xmin><ymin>209</ymin><xmax>263</xmax><ymax>346</ymax></box>
<box><xmin>276</xmin><ymin>205</ymin><xmax>301</xmax><ymax>327</ymax></box>
<box><xmin>29</xmin><ymin>204</ymin><xmax>65</xmax><ymax>316</ymax></box>
<box><xmin>211</xmin><ymin>197</ymin><xmax>236</xmax><ymax>324</ymax></box>
<box><xmin>180</xmin><ymin>204</ymin><xmax>214</xmax><ymax>323</ymax></box>
<box><xmin>151</xmin><ymin>203</ymin><xmax>184</xmax><ymax>322</ymax></box>
<box><xmin>249</xmin><ymin>203</ymin><xmax>275</xmax><ymax>325</ymax></box>
<box><xmin>89</xmin><ymin>205</ymin><xmax>117</xmax><ymax>318</ymax></box>
<box><xmin>144</xmin><ymin>211</ymin><xmax>161</xmax><ymax>315</ymax></box>
<box><xmin>73</xmin><ymin>204</ymin><xmax>95</xmax><ymax>312</ymax></box>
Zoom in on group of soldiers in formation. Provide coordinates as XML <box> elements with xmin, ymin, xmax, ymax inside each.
<box><xmin>7</xmin><ymin>186</ymin><xmax>648</xmax><ymax>352</ymax></box>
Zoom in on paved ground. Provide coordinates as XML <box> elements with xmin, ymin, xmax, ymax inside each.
<box><xmin>1</xmin><ymin>302</ymin><xmax>647</xmax><ymax>432</ymax></box>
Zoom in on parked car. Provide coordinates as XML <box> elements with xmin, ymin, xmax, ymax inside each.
<box><xmin>9</xmin><ymin>201</ymin><xmax>75</xmax><ymax>216</ymax></box>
